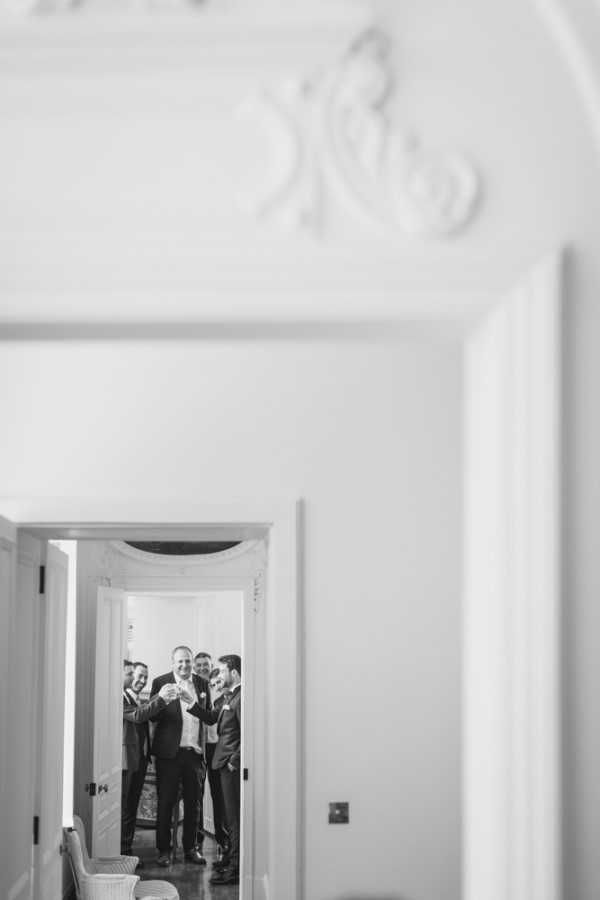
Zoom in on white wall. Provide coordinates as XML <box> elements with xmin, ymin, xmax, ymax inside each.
<box><xmin>127</xmin><ymin>591</ymin><xmax>242</xmax><ymax>685</ymax></box>
<box><xmin>0</xmin><ymin>338</ymin><xmax>462</xmax><ymax>900</ymax></box>
<box><xmin>3</xmin><ymin>1</ymin><xmax>600</xmax><ymax>898</ymax></box>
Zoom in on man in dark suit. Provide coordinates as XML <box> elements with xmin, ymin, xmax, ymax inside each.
<box><xmin>150</xmin><ymin>645</ymin><xmax>212</xmax><ymax>867</ymax></box>
<box><xmin>121</xmin><ymin>661</ymin><xmax>177</xmax><ymax>858</ymax></box>
<box><xmin>193</xmin><ymin>652</ymin><xmax>229</xmax><ymax>857</ymax></box>
<box><xmin>183</xmin><ymin>653</ymin><xmax>242</xmax><ymax>886</ymax></box>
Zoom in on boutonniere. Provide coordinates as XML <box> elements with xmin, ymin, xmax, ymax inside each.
<box><xmin>199</xmin><ymin>692</ymin><xmax>206</xmax><ymax>700</ymax></box>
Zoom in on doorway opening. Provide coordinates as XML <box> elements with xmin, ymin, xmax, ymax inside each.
<box><xmin>74</xmin><ymin>537</ymin><xmax>263</xmax><ymax>900</ymax></box>
<box><xmin>2</xmin><ymin>501</ymin><xmax>300</xmax><ymax>900</ymax></box>
<box><xmin>124</xmin><ymin>587</ymin><xmax>244</xmax><ymax>898</ymax></box>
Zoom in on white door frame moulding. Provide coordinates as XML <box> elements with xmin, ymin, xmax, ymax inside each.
<box><xmin>0</xmin><ymin>250</ymin><xmax>562</xmax><ymax>900</ymax></box>
<box><xmin>463</xmin><ymin>251</ymin><xmax>562</xmax><ymax>900</ymax></box>
<box><xmin>4</xmin><ymin>500</ymin><xmax>300</xmax><ymax>900</ymax></box>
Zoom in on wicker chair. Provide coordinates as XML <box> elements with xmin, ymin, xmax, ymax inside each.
<box><xmin>72</xmin><ymin>815</ymin><xmax>139</xmax><ymax>874</ymax></box>
<box><xmin>65</xmin><ymin>828</ymin><xmax>179</xmax><ymax>900</ymax></box>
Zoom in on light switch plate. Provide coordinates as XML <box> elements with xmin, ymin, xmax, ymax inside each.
<box><xmin>328</xmin><ymin>802</ymin><xmax>349</xmax><ymax>824</ymax></box>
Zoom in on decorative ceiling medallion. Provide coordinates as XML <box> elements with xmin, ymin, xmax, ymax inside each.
<box><xmin>242</xmin><ymin>28</ymin><xmax>480</xmax><ymax>237</ymax></box>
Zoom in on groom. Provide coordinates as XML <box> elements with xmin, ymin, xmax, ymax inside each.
<box><xmin>182</xmin><ymin>653</ymin><xmax>242</xmax><ymax>886</ymax></box>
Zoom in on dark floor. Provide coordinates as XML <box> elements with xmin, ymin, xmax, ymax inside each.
<box><xmin>132</xmin><ymin>828</ymin><xmax>239</xmax><ymax>900</ymax></box>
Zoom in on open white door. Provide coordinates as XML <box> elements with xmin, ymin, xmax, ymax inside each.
<box><xmin>0</xmin><ymin>524</ymin><xmax>42</xmax><ymax>900</ymax></box>
<box><xmin>33</xmin><ymin>543</ymin><xmax>69</xmax><ymax>900</ymax></box>
<box><xmin>91</xmin><ymin>585</ymin><xmax>127</xmax><ymax>856</ymax></box>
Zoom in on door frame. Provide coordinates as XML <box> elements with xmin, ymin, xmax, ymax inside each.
<box><xmin>2</xmin><ymin>247</ymin><xmax>562</xmax><ymax>900</ymax></box>
<box><xmin>13</xmin><ymin>500</ymin><xmax>300</xmax><ymax>900</ymax></box>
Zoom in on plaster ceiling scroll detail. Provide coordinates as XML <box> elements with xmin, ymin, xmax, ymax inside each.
<box><xmin>240</xmin><ymin>28</ymin><xmax>480</xmax><ymax>238</ymax></box>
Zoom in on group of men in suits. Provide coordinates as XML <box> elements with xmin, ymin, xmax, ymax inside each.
<box><xmin>120</xmin><ymin>645</ymin><xmax>242</xmax><ymax>886</ymax></box>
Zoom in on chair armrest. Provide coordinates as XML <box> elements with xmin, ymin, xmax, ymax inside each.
<box><xmin>81</xmin><ymin>873</ymin><xmax>139</xmax><ymax>900</ymax></box>
<box><xmin>93</xmin><ymin>857</ymin><xmax>139</xmax><ymax>875</ymax></box>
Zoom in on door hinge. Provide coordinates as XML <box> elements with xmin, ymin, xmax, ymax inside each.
<box><xmin>85</xmin><ymin>782</ymin><xmax>97</xmax><ymax>797</ymax></box>
<box><xmin>243</xmin><ymin>768</ymin><xmax>249</xmax><ymax>781</ymax></box>
<box><xmin>33</xmin><ymin>816</ymin><xmax>40</xmax><ymax>845</ymax></box>
<box><xmin>38</xmin><ymin>565</ymin><xmax>45</xmax><ymax>595</ymax></box>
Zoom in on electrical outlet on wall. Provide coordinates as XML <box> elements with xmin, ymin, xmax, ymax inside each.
<box><xmin>328</xmin><ymin>802</ymin><xmax>349</xmax><ymax>824</ymax></box>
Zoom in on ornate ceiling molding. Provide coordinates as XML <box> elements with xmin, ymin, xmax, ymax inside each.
<box><xmin>241</xmin><ymin>28</ymin><xmax>480</xmax><ymax>238</ymax></box>
<box><xmin>0</xmin><ymin>0</ymin><xmax>369</xmax><ymax>25</ymax></box>
<box><xmin>110</xmin><ymin>539</ymin><xmax>262</xmax><ymax>568</ymax></box>
<box><xmin>0</xmin><ymin>0</ymin><xmax>200</xmax><ymax>12</ymax></box>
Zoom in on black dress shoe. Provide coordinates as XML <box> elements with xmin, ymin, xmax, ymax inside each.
<box><xmin>209</xmin><ymin>867</ymin><xmax>239</xmax><ymax>885</ymax></box>
<box><xmin>184</xmin><ymin>847</ymin><xmax>207</xmax><ymax>865</ymax></box>
<box><xmin>156</xmin><ymin>853</ymin><xmax>171</xmax><ymax>867</ymax></box>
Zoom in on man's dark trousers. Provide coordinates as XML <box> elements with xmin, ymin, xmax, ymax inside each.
<box><xmin>156</xmin><ymin>749</ymin><xmax>205</xmax><ymax>853</ymax></box>
<box><xmin>121</xmin><ymin>755</ymin><xmax>148</xmax><ymax>853</ymax></box>
<box><xmin>219</xmin><ymin>765</ymin><xmax>240</xmax><ymax>871</ymax></box>
<box><xmin>196</xmin><ymin>742</ymin><xmax>228</xmax><ymax>849</ymax></box>
<box><xmin>121</xmin><ymin>770</ymin><xmax>133</xmax><ymax>853</ymax></box>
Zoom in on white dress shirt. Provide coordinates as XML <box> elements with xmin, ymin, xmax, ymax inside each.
<box><xmin>175</xmin><ymin>674</ymin><xmax>202</xmax><ymax>752</ymax></box>
<box><xmin>206</xmin><ymin>686</ymin><xmax>219</xmax><ymax>744</ymax></box>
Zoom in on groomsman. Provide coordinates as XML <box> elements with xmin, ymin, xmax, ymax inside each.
<box><xmin>121</xmin><ymin>662</ymin><xmax>177</xmax><ymax>857</ymax></box>
<box><xmin>193</xmin><ymin>653</ymin><xmax>228</xmax><ymax>856</ymax></box>
<box><xmin>122</xmin><ymin>662</ymin><xmax>152</xmax><ymax>857</ymax></box>
<box><xmin>186</xmin><ymin>654</ymin><xmax>242</xmax><ymax>886</ymax></box>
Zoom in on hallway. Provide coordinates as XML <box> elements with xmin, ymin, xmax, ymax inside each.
<box><xmin>133</xmin><ymin>830</ymin><xmax>238</xmax><ymax>900</ymax></box>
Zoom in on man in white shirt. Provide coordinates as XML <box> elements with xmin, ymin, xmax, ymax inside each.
<box><xmin>149</xmin><ymin>645</ymin><xmax>212</xmax><ymax>867</ymax></box>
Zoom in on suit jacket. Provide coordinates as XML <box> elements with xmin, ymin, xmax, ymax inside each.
<box><xmin>149</xmin><ymin>672</ymin><xmax>211</xmax><ymax>759</ymax></box>
<box><xmin>122</xmin><ymin>691</ymin><xmax>167</xmax><ymax>772</ymax></box>
<box><xmin>133</xmin><ymin>703</ymin><xmax>152</xmax><ymax>767</ymax></box>
<box><xmin>190</xmin><ymin>685</ymin><xmax>241</xmax><ymax>771</ymax></box>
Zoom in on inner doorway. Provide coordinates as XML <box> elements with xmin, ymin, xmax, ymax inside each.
<box><xmin>74</xmin><ymin>538</ymin><xmax>264</xmax><ymax>900</ymax></box>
